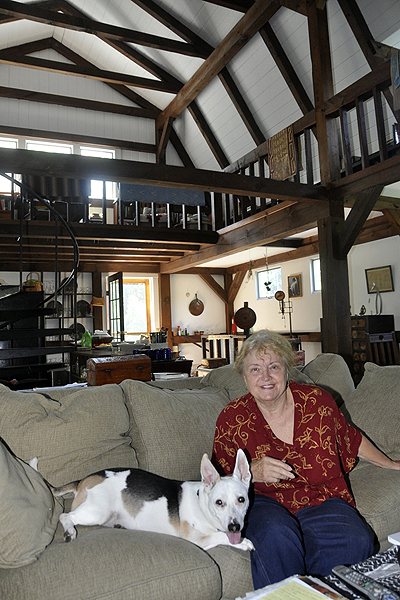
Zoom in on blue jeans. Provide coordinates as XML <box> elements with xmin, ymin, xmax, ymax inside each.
<box><xmin>245</xmin><ymin>495</ymin><xmax>374</xmax><ymax>589</ymax></box>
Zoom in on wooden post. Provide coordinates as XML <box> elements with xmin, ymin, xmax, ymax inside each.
<box><xmin>159</xmin><ymin>274</ymin><xmax>172</xmax><ymax>347</ymax></box>
<box><xmin>318</xmin><ymin>203</ymin><xmax>352</xmax><ymax>363</ymax></box>
<box><xmin>307</xmin><ymin>1</ymin><xmax>341</xmax><ymax>184</ymax></box>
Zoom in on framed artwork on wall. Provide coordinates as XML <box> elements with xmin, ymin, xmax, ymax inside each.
<box><xmin>288</xmin><ymin>274</ymin><xmax>302</xmax><ymax>298</ymax></box>
<box><xmin>365</xmin><ymin>265</ymin><xmax>394</xmax><ymax>293</ymax></box>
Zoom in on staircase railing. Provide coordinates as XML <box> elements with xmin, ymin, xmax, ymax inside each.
<box><xmin>0</xmin><ymin>172</ymin><xmax>80</xmax><ymax>389</ymax></box>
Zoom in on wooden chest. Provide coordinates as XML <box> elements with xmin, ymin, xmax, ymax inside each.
<box><xmin>86</xmin><ymin>354</ymin><xmax>151</xmax><ymax>386</ymax></box>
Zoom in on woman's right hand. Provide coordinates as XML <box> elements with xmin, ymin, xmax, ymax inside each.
<box><xmin>251</xmin><ymin>456</ymin><xmax>295</xmax><ymax>484</ymax></box>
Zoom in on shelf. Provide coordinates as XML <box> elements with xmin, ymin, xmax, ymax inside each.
<box><xmin>172</xmin><ymin>334</ymin><xmax>202</xmax><ymax>346</ymax></box>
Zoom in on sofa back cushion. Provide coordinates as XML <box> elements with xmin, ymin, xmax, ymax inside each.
<box><xmin>301</xmin><ymin>352</ymin><xmax>355</xmax><ymax>405</ymax></box>
<box><xmin>344</xmin><ymin>362</ymin><xmax>400</xmax><ymax>458</ymax></box>
<box><xmin>200</xmin><ymin>364</ymin><xmax>248</xmax><ymax>400</ymax></box>
<box><xmin>0</xmin><ymin>383</ymin><xmax>137</xmax><ymax>487</ymax></box>
<box><xmin>121</xmin><ymin>380</ymin><xmax>231</xmax><ymax>480</ymax></box>
<box><xmin>0</xmin><ymin>440</ymin><xmax>62</xmax><ymax>568</ymax></box>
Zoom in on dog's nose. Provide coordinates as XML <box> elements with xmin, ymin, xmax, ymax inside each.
<box><xmin>228</xmin><ymin>521</ymin><xmax>240</xmax><ymax>533</ymax></box>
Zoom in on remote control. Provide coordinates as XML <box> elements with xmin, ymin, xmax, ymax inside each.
<box><xmin>332</xmin><ymin>565</ymin><xmax>399</xmax><ymax>600</ymax></box>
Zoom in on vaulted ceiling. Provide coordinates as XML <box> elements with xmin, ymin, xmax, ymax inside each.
<box><xmin>0</xmin><ymin>0</ymin><xmax>399</xmax><ymax>273</ymax></box>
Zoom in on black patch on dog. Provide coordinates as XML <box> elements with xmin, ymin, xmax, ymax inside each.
<box><xmin>102</xmin><ymin>468</ymin><xmax>183</xmax><ymax>520</ymax></box>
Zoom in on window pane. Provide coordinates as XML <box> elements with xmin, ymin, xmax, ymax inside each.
<box><xmin>256</xmin><ymin>267</ymin><xmax>282</xmax><ymax>299</ymax></box>
<box><xmin>311</xmin><ymin>258</ymin><xmax>321</xmax><ymax>292</ymax></box>
<box><xmin>0</xmin><ymin>139</ymin><xmax>18</xmax><ymax>193</ymax></box>
<box><xmin>81</xmin><ymin>147</ymin><xmax>116</xmax><ymax>200</ymax></box>
<box><xmin>123</xmin><ymin>282</ymin><xmax>148</xmax><ymax>335</ymax></box>
<box><xmin>26</xmin><ymin>141</ymin><xmax>72</xmax><ymax>153</ymax></box>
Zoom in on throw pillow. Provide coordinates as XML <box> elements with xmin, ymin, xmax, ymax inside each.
<box><xmin>121</xmin><ymin>380</ymin><xmax>231</xmax><ymax>480</ymax></box>
<box><xmin>0</xmin><ymin>383</ymin><xmax>137</xmax><ymax>487</ymax></box>
<box><xmin>344</xmin><ymin>362</ymin><xmax>400</xmax><ymax>458</ymax></box>
<box><xmin>0</xmin><ymin>439</ymin><xmax>62</xmax><ymax>568</ymax></box>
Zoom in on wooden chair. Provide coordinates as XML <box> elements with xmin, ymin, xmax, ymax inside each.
<box><xmin>366</xmin><ymin>331</ymin><xmax>400</xmax><ymax>366</ymax></box>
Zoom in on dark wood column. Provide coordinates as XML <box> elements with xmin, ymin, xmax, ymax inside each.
<box><xmin>159</xmin><ymin>274</ymin><xmax>172</xmax><ymax>347</ymax></box>
<box><xmin>318</xmin><ymin>204</ymin><xmax>352</xmax><ymax>363</ymax></box>
<box><xmin>307</xmin><ymin>0</ymin><xmax>341</xmax><ymax>184</ymax></box>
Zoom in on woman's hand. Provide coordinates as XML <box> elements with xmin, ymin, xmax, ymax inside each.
<box><xmin>251</xmin><ymin>456</ymin><xmax>296</xmax><ymax>484</ymax></box>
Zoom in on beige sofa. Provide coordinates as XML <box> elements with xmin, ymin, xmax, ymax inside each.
<box><xmin>0</xmin><ymin>353</ymin><xmax>399</xmax><ymax>600</ymax></box>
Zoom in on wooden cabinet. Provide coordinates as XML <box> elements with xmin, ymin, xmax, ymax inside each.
<box><xmin>351</xmin><ymin>315</ymin><xmax>395</xmax><ymax>383</ymax></box>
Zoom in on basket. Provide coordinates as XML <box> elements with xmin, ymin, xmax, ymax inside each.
<box><xmin>23</xmin><ymin>272</ymin><xmax>43</xmax><ymax>292</ymax></box>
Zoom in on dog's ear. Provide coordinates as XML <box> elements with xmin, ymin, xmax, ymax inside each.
<box><xmin>233</xmin><ymin>449</ymin><xmax>251</xmax><ymax>486</ymax></box>
<box><xmin>200</xmin><ymin>454</ymin><xmax>220</xmax><ymax>489</ymax></box>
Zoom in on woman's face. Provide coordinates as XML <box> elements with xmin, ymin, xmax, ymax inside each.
<box><xmin>243</xmin><ymin>349</ymin><xmax>288</xmax><ymax>407</ymax></box>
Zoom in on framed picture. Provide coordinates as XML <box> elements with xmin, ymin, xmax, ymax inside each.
<box><xmin>365</xmin><ymin>265</ymin><xmax>394</xmax><ymax>293</ymax></box>
<box><xmin>288</xmin><ymin>274</ymin><xmax>302</xmax><ymax>298</ymax></box>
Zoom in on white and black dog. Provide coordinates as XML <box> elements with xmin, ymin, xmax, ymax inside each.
<box><xmin>52</xmin><ymin>449</ymin><xmax>254</xmax><ymax>552</ymax></box>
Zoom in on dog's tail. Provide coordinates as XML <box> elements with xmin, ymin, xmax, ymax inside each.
<box><xmin>51</xmin><ymin>481</ymin><xmax>79</xmax><ymax>497</ymax></box>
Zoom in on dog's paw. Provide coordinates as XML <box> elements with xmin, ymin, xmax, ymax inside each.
<box><xmin>236</xmin><ymin>537</ymin><xmax>255</xmax><ymax>551</ymax></box>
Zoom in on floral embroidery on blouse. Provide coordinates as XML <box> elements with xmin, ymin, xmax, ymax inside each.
<box><xmin>212</xmin><ymin>383</ymin><xmax>362</xmax><ymax>514</ymax></box>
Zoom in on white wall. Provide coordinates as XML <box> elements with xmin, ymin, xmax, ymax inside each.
<box><xmin>2</xmin><ymin>235</ymin><xmax>399</xmax><ymax>370</ymax></box>
<box><xmin>348</xmin><ymin>236</ymin><xmax>400</xmax><ymax>326</ymax></box>
<box><xmin>170</xmin><ymin>235</ymin><xmax>400</xmax><ymax>367</ymax></box>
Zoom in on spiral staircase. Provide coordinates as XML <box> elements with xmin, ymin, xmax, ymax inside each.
<box><xmin>0</xmin><ymin>173</ymin><xmax>80</xmax><ymax>390</ymax></box>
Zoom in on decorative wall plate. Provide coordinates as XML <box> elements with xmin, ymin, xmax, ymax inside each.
<box><xmin>234</xmin><ymin>304</ymin><xmax>256</xmax><ymax>330</ymax></box>
<box><xmin>189</xmin><ymin>294</ymin><xmax>204</xmax><ymax>316</ymax></box>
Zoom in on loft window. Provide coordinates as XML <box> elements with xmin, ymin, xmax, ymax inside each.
<box><xmin>26</xmin><ymin>141</ymin><xmax>72</xmax><ymax>154</ymax></box>
<box><xmin>80</xmin><ymin>147</ymin><xmax>116</xmax><ymax>200</ymax></box>
<box><xmin>0</xmin><ymin>138</ymin><xmax>18</xmax><ymax>195</ymax></box>
<box><xmin>311</xmin><ymin>258</ymin><xmax>321</xmax><ymax>292</ymax></box>
<box><xmin>256</xmin><ymin>267</ymin><xmax>282</xmax><ymax>299</ymax></box>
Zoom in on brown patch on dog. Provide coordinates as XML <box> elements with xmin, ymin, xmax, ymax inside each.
<box><xmin>71</xmin><ymin>474</ymin><xmax>105</xmax><ymax>510</ymax></box>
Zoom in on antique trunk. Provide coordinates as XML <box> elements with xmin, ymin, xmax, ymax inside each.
<box><xmin>86</xmin><ymin>354</ymin><xmax>151</xmax><ymax>386</ymax></box>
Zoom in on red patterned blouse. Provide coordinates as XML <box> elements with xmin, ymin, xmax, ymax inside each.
<box><xmin>212</xmin><ymin>383</ymin><xmax>362</xmax><ymax>514</ymax></box>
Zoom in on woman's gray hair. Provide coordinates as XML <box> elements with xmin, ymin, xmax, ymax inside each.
<box><xmin>234</xmin><ymin>329</ymin><xmax>296</xmax><ymax>378</ymax></box>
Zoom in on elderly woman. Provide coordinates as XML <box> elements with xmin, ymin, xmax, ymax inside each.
<box><xmin>212</xmin><ymin>330</ymin><xmax>400</xmax><ymax>589</ymax></box>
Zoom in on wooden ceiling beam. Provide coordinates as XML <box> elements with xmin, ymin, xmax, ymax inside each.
<box><xmin>0</xmin><ymin>125</ymin><xmax>156</xmax><ymax>154</ymax></box>
<box><xmin>157</xmin><ymin>0</ymin><xmax>280</xmax><ymax>126</ymax></box>
<box><xmin>0</xmin><ymin>220</ymin><xmax>217</xmax><ymax>246</ymax></box>
<box><xmin>188</xmin><ymin>102</ymin><xmax>230</xmax><ymax>169</ymax></box>
<box><xmin>160</xmin><ymin>201</ymin><xmax>330</xmax><ymax>273</ymax></box>
<box><xmin>0</xmin><ymin>0</ymin><xmax>205</xmax><ymax>57</ymax></box>
<box><xmin>0</xmin><ymin>50</ymin><xmax>181</xmax><ymax>93</ymax></box>
<box><xmin>259</xmin><ymin>22</ymin><xmax>314</xmax><ymax>115</ymax></box>
<box><xmin>0</xmin><ymin>147</ymin><xmax>328</xmax><ymax>203</ymax></box>
<box><xmin>218</xmin><ymin>67</ymin><xmax>266</xmax><ymax>146</ymax></box>
<box><xmin>127</xmin><ymin>1</ymin><xmax>265</xmax><ymax>163</ymax></box>
<box><xmin>128</xmin><ymin>0</ymin><xmax>212</xmax><ymax>56</ymax></box>
<box><xmin>0</xmin><ymin>85</ymin><xmax>159</xmax><ymax>118</ymax></box>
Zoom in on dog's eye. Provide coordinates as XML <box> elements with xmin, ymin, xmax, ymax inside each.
<box><xmin>238</xmin><ymin>496</ymin><xmax>245</xmax><ymax>503</ymax></box>
<box><xmin>215</xmin><ymin>499</ymin><xmax>223</xmax><ymax>506</ymax></box>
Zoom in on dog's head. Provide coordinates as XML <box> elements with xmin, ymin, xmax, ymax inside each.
<box><xmin>200</xmin><ymin>449</ymin><xmax>251</xmax><ymax>544</ymax></box>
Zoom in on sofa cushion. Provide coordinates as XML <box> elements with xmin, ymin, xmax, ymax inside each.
<box><xmin>0</xmin><ymin>440</ymin><xmax>62</xmax><ymax>568</ymax></box>
<box><xmin>0</xmin><ymin>383</ymin><xmax>137</xmax><ymax>487</ymax></box>
<box><xmin>121</xmin><ymin>379</ymin><xmax>231</xmax><ymax>480</ymax></box>
<box><xmin>344</xmin><ymin>363</ymin><xmax>400</xmax><ymax>458</ymax></box>
<box><xmin>349</xmin><ymin>461</ymin><xmax>400</xmax><ymax>550</ymax></box>
<box><xmin>200</xmin><ymin>364</ymin><xmax>249</xmax><ymax>401</ymax></box>
<box><xmin>301</xmin><ymin>352</ymin><xmax>355</xmax><ymax>405</ymax></box>
<box><xmin>0</xmin><ymin>525</ymin><xmax>222</xmax><ymax>600</ymax></box>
